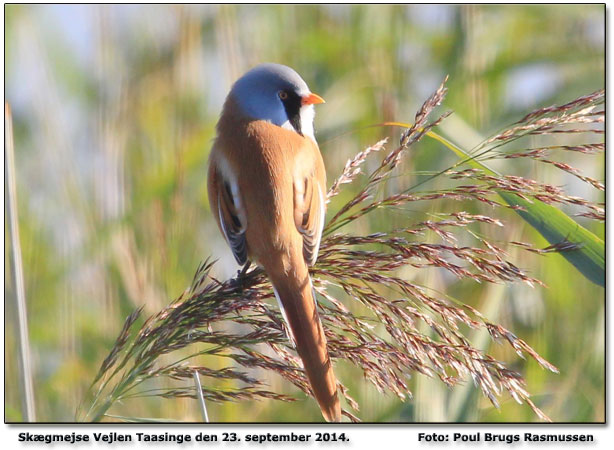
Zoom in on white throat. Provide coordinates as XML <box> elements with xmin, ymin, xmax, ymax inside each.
<box><xmin>300</xmin><ymin>104</ymin><xmax>316</xmax><ymax>141</ymax></box>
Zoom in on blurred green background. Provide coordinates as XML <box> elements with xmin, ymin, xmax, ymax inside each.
<box><xmin>5</xmin><ymin>4</ymin><xmax>604</xmax><ymax>422</ymax></box>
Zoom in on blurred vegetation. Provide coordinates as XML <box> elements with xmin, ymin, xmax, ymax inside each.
<box><xmin>5</xmin><ymin>4</ymin><xmax>604</xmax><ymax>422</ymax></box>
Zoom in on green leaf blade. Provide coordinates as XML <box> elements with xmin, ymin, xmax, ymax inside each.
<box><xmin>424</xmin><ymin>129</ymin><xmax>604</xmax><ymax>287</ymax></box>
<box><xmin>498</xmin><ymin>192</ymin><xmax>604</xmax><ymax>287</ymax></box>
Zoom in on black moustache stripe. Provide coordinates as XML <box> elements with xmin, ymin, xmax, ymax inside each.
<box><xmin>281</xmin><ymin>91</ymin><xmax>303</xmax><ymax>136</ymax></box>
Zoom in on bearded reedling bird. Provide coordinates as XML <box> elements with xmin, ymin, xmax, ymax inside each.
<box><xmin>207</xmin><ymin>63</ymin><xmax>341</xmax><ymax>422</ymax></box>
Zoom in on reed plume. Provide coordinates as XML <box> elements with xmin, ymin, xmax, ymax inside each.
<box><xmin>79</xmin><ymin>80</ymin><xmax>604</xmax><ymax>423</ymax></box>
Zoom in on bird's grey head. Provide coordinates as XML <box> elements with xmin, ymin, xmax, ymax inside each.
<box><xmin>230</xmin><ymin>63</ymin><xmax>323</xmax><ymax>141</ymax></box>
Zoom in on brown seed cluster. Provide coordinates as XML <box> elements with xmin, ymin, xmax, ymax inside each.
<box><xmin>82</xmin><ymin>82</ymin><xmax>603</xmax><ymax>423</ymax></box>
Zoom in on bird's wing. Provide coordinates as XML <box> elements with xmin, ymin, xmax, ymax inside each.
<box><xmin>294</xmin><ymin>175</ymin><xmax>326</xmax><ymax>266</ymax></box>
<box><xmin>210</xmin><ymin>163</ymin><xmax>248</xmax><ymax>266</ymax></box>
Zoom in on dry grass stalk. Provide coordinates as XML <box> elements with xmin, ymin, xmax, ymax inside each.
<box><xmin>473</xmin><ymin>89</ymin><xmax>604</xmax><ymax>222</ymax></box>
<box><xmin>5</xmin><ymin>102</ymin><xmax>37</xmax><ymax>422</ymax></box>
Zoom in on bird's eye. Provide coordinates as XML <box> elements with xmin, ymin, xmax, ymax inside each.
<box><xmin>278</xmin><ymin>91</ymin><xmax>288</xmax><ymax>100</ymax></box>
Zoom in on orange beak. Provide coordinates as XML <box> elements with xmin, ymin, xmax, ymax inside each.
<box><xmin>302</xmin><ymin>92</ymin><xmax>325</xmax><ymax>106</ymax></box>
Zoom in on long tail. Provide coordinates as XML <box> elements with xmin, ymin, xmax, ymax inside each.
<box><xmin>269</xmin><ymin>268</ymin><xmax>341</xmax><ymax>422</ymax></box>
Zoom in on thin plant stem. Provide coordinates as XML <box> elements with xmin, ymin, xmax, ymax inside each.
<box><xmin>193</xmin><ymin>370</ymin><xmax>210</xmax><ymax>422</ymax></box>
<box><xmin>5</xmin><ymin>102</ymin><xmax>36</xmax><ymax>421</ymax></box>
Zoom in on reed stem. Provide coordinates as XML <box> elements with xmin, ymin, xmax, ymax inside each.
<box><xmin>5</xmin><ymin>102</ymin><xmax>36</xmax><ymax>421</ymax></box>
<box><xmin>193</xmin><ymin>370</ymin><xmax>210</xmax><ymax>422</ymax></box>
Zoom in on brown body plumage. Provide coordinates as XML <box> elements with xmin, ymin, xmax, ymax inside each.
<box><xmin>207</xmin><ymin>92</ymin><xmax>340</xmax><ymax>422</ymax></box>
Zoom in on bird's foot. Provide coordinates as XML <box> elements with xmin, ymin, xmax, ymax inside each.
<box><xmin>230</xmin><ymin>262</ymin><xmax>251</xmax><ymax>292</ymax></box>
